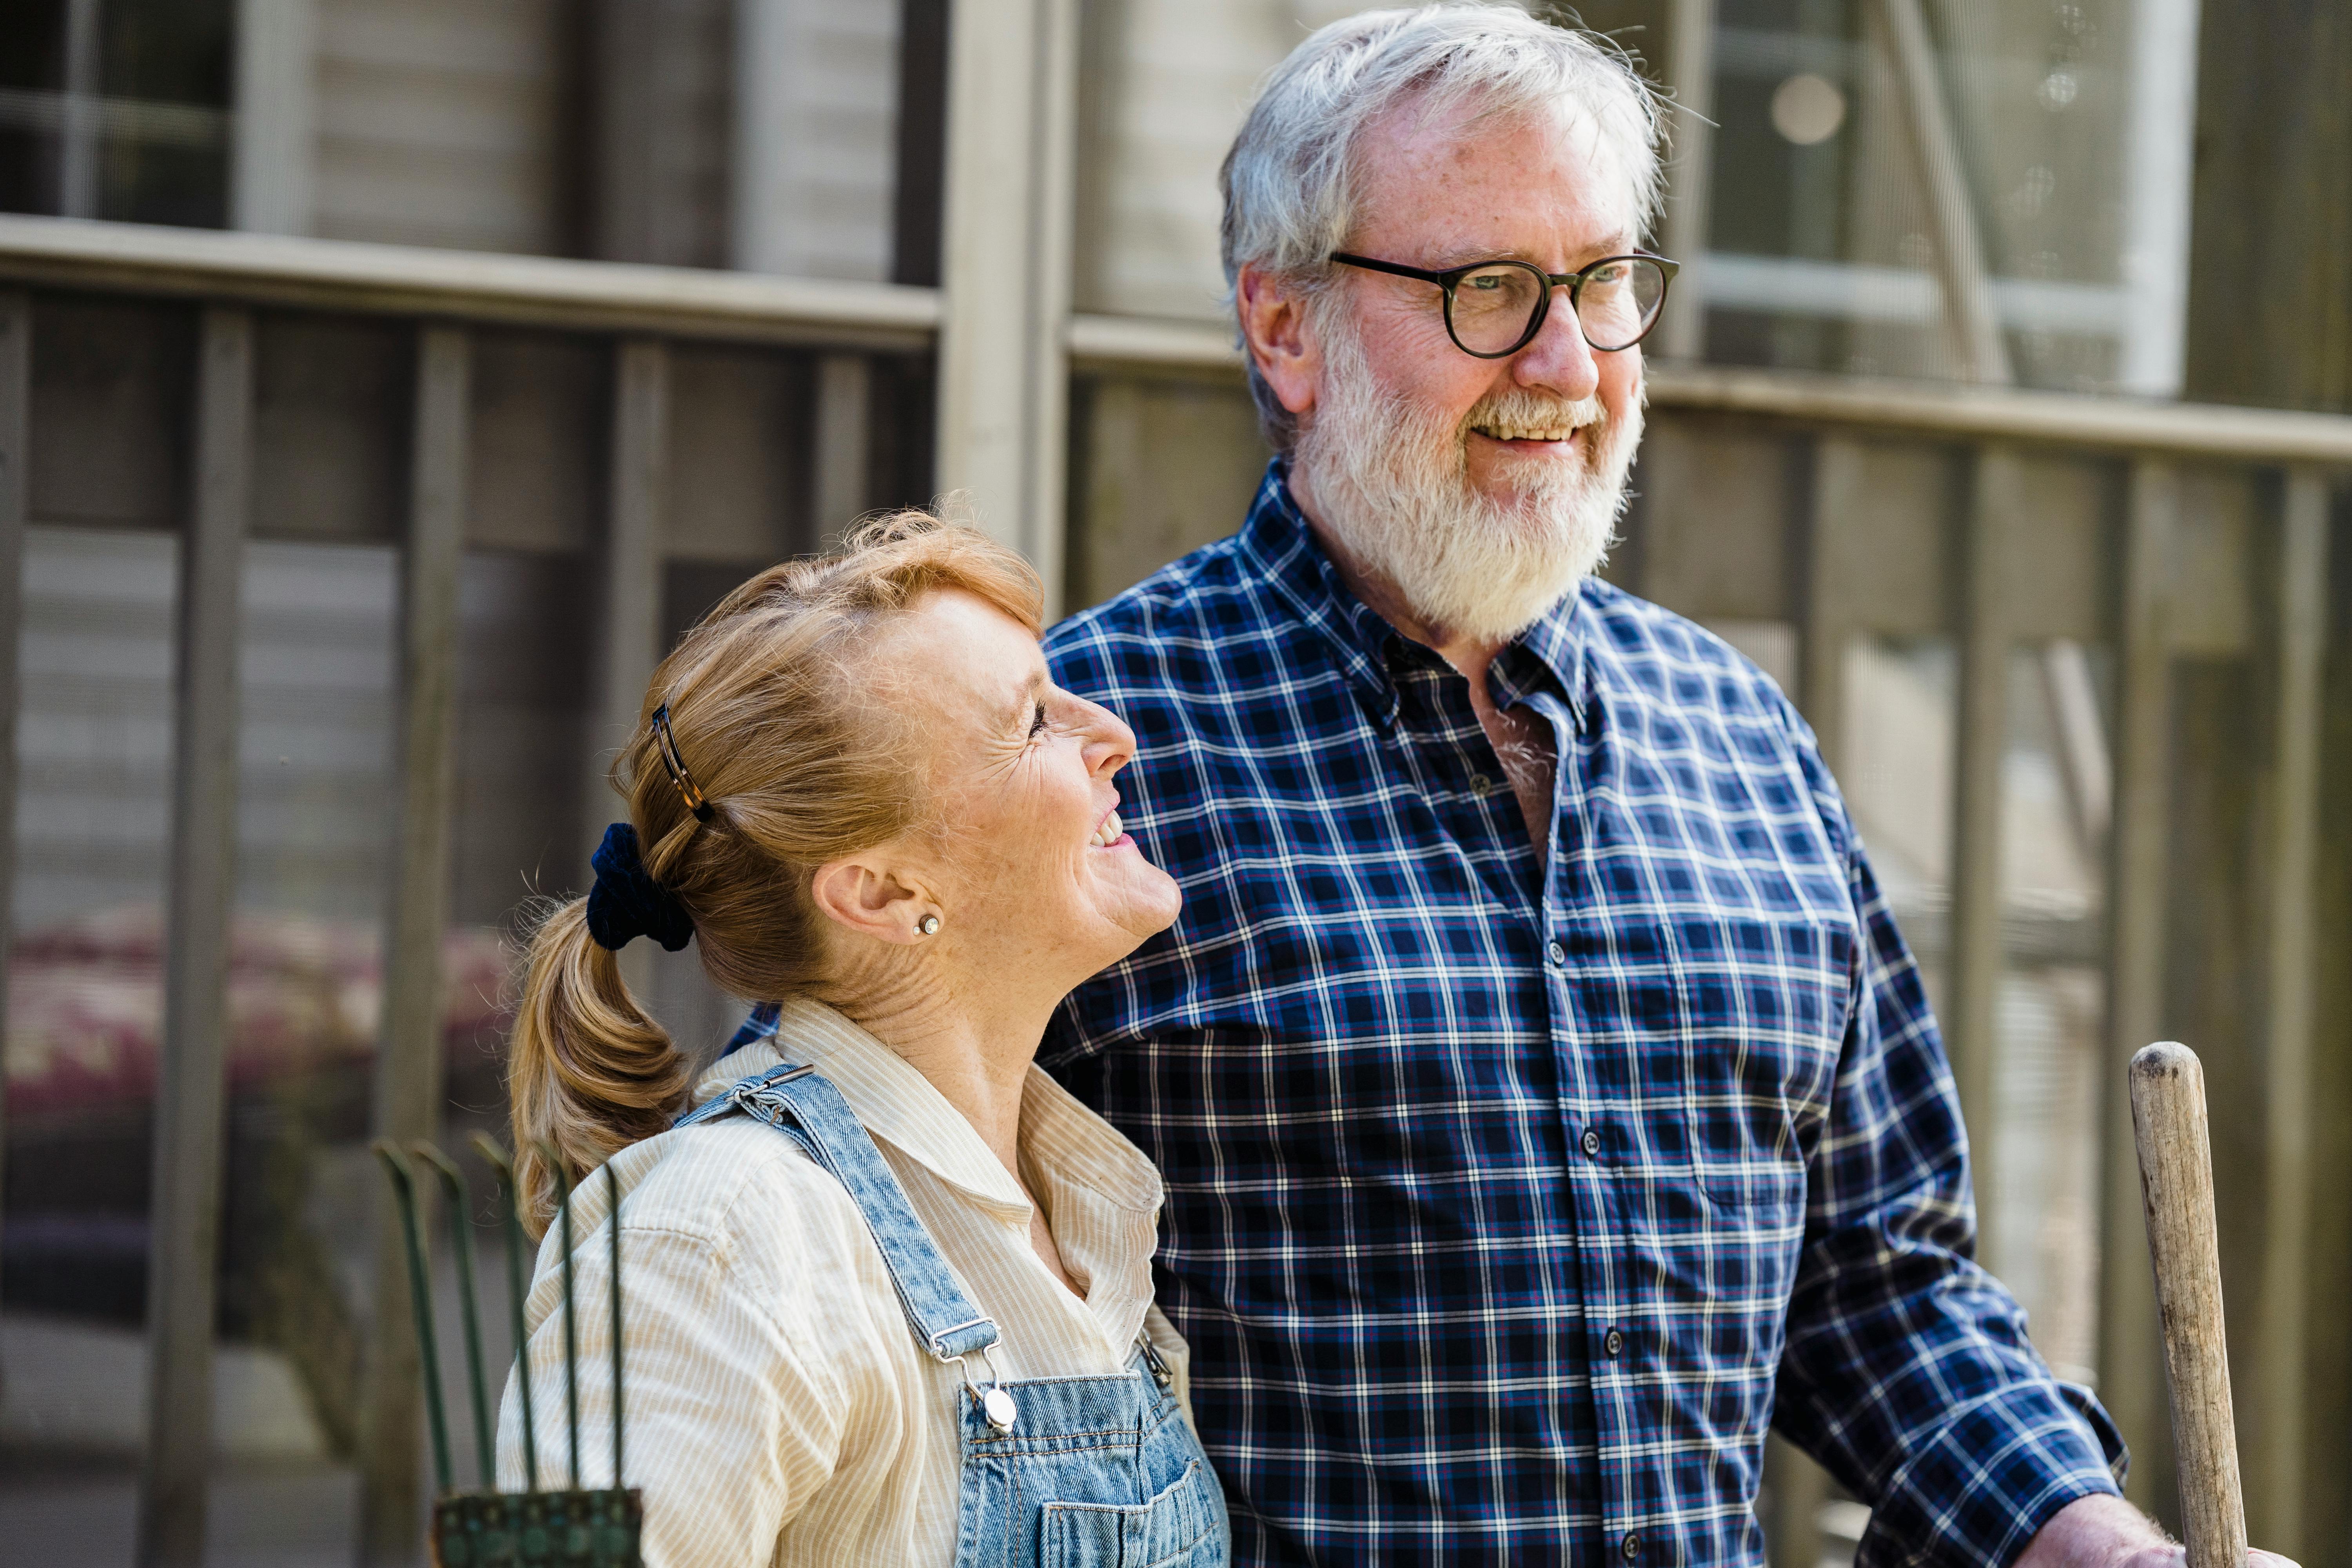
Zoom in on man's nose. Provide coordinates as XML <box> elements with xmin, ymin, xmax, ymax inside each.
<box><xmin>1512</xmin><ymin>286</ymin><xmax>1602</xmax><ymax>400</ymax></box>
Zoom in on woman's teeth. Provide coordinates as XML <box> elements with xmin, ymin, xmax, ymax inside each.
<box><xmin>1091</xmin><ymin>810</ymin><xmax>1123</xmax><ymax>848</ymax></box>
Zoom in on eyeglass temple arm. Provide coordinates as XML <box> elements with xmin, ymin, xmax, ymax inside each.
<box><xmin>1328</xmin><ymin>252</ymin><xmax>1450</xmax><ymax>285</ymax></box>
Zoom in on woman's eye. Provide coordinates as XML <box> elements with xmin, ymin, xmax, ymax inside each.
<box><xmin>1029</xmin><ymin>702</ymin><xmax>1049</xmax><ymax>739</ymax></box>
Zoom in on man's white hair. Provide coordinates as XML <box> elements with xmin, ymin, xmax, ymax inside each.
<box><xmin>1220</xmin><ymin>3</ymin><xmax>1666</xmax><ymax>449</ymax></box>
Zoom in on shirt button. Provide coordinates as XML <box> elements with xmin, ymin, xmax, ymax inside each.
<box><xmin>1581</xmin><ymin>1127</ymin><xmax>1602</xmax><ymax>1158</ymax></box>
<box><xmin>1470</xmin><ymin>772</ymin><xmax>1492</xmax><ymax>794</ymax></box>
<box><xmin>1621</xmin><ymin>1532</ymin><xmax>1644</xmax><ymax>1563</ymax></box>
<box><xmin>1604</xmin><ymin>1327</ymin><xmax>1624</xmax><ymax>1357</ymax></box>
<box><xmin>1546</xmin><ymin>939</ymin><xmax>1566</xmax><ymax>966</ymax></box>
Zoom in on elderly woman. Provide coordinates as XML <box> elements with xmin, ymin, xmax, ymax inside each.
<box><xmin>497</xmin><ymin>513</ymin><xmax>1228</xmax><ymax>1568</ymax></box>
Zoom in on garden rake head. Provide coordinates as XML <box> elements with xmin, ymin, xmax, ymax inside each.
<box><xmin>376</xmin><ymin>1136</ymin><xmax>642</xmax><ymax>1567</ymax></box>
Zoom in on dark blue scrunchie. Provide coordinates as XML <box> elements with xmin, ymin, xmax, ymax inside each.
<box><xmin>585</xmin><ymin>822</ymin><xmax>695</xmax><ymax>953</ymax></box>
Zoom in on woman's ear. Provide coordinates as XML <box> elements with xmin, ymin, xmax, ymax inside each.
<box><xmin>1237</xmin><ymin>263</ymin><xmax>1322</xmax><ymax>420</ymax></box>
<box><xmin>808</xmin><ymin>854</ymin><xmax>937</xmax><ymax>946</ymax></box>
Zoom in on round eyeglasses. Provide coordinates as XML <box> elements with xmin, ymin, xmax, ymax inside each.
<box><xmin>1328</xmin><ymin>251</ymin><xmax>1679</xmax><ymax>358</ymax></box>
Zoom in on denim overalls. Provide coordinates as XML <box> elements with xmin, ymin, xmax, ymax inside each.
<box><xmin>675</xmin><ymin>1059</ymin><xmax>1230</xmax><ymax>1568</ymax></box>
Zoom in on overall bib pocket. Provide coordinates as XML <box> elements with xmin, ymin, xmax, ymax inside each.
<box><xmin>1041</xmin><ymin>1458</ymin><xmax>1225</xmax><ymax>1568</ymax></box>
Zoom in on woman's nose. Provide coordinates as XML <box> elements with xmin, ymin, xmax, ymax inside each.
<box><xmin>1081</xmin><ymin>701</ymin><xmax>1138</xmax><ymax>777</ymax></box>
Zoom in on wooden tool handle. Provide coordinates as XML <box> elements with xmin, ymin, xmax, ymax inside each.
<box><xmin>2131</xmin><ymin>1042</ymin><xmax>2247</xmax><ymax>1568</ymax></box>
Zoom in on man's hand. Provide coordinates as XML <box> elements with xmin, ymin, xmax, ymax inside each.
<box><xmin>2017</xmin><ymin>1495</ymin><xmax>2300</xmax><ymax>1568</ymax></box>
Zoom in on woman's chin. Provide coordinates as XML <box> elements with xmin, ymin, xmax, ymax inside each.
<box><xmin>1094</xmin><ymin>865</ymin><xmax>1185</xmax><ymax>951</ymax></box>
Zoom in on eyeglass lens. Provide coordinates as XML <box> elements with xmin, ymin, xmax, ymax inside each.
<box><xmin>1448</xmin><ymin>258</ymin><xmax>1669</xmax><ymax>354</ymax></box>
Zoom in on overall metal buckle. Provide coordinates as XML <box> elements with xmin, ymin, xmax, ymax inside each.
<box><xmin>957</xmin><ymin>1346</ymin><xmax>1019</xmax><ymax>1432</ymax></box>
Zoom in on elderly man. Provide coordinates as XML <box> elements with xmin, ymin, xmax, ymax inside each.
<box><xmin>1040</xmin><ymin>7</ymin><xmax>2292</xmax><ymax>1568</ymax></box>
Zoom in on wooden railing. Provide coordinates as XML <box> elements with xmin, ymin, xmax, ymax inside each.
<box><xmin>0</xmin><ymin>212</ymin><xmax>2342</xmax><ymax>1563</ymax></box>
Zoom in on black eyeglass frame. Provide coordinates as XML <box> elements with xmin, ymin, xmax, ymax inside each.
<box><xmin>1327</xmin><ymin>250</ymin><xmax>1681</xmax><ymax>358</ymax></box>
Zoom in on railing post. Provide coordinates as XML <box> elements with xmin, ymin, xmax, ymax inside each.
<box><xmin>60</xmin><ymin>0</ymin><xmax>102</xmax><ymax>220</ymax></box>
<box><xmin>935</xmin><ymin>0</ymin><xmax>1079</xmax><ymax>612</ymax></box>
<box><xmin>1797</xmin><ymin>436</ymin><xmax>1863</xmax><ymax>774</ymax></box>
<box><xmin>356</xmin><ymin>324</ymin><xmax>473</xmax><ymax>1564</ymax></box>
<box><xmin>1947</xmin><ymin>445</ymin><xmax>2014</xmax><ymax>1262</ymax></box>
<box><xmin>138</xmin><ymin>306</ymin><xmax>254</xmax><ymax>1568</ymax></box>
<box><xmin>1655</xmin><ymin>0</ymin><xmax>1715</xmax><ymax>361</ymax></box>
<box><xmin>587</xmin><ymin>339</ymin><xmax>669</xmax><ymax>976</ymax></box>
<box><xmin>814</xmin><ymin>353</ymin><xmax>872</xmax><ymax>537</ymax></box>
<box><xmin>2100</xmin><ymin>457</ymin><xmax>2179</xmax><ymax>1512</ymax></box>
<box><xmin>0</xmin><ymin>290</ymin><xmax>26</xmax><ymax>1338</ymax></box>
<box><xmin>1767</xmin><ymin>430</ymin><xmax>1862</xmax><ymax>1568</ymax></box>
<box><xmin>2255</xmin><ymin>466</ymin><xmax>2328</xmax><ymax>1552</ymax></box>
<box><xmin>231</xmin><ymin>0</ymin><xmax>319</xmax><ymax>237</ymax></box>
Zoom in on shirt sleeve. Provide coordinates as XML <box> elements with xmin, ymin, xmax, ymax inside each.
<box><xmin>497</xmin><ymin>1219</ymin><xmax>846</xmax><ymax>1568</ymax></box>
<box><xmin>1773</xmin><ymin>730</ymin><xmax>2127</xmax><ymax>1568</ymax></box>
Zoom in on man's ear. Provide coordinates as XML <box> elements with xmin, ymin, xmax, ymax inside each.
<box><xmin>808</xmin><ymin>854</ymin><xmax>935</xmax><ymax>947</ymax></box>
<box><xmin>1237</xmin><ymin>263</ymin><xmax>1323</xmax><ymax>421</ymax></box>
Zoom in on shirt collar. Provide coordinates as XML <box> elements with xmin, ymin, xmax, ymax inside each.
<box><xmin>693</xmin><ymin>996</ymin><xmax>1163</xmax><ymax>1223</ymax></box>
<box><xmin>1237</xmin><ymin>457</ymin><xmax>1592</xmax><ymax>731</ymax></box>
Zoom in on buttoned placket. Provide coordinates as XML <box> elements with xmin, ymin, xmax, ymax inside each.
<box><xmin>1525</xmin><ymin>682</ymin><xmax>1651</xmax><ymax>1566</ymax></box>
<box><xmin>1490</xmin><ymin>625</ymin><xmax>1654</xmax><ymax>1568</ymax></box>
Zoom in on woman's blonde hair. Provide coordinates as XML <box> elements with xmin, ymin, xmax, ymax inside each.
<box><xmin>506</xmin><ymin>510</ymin><xmax>1043</xmax><ymax>1226</ymax></box>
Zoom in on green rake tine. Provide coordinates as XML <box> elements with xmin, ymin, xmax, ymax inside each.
<box><xmin>472</xmin><ymin>1133</ymin><xmax>539</xmax><ymax>1490</ymax></box>
<box><xmin>607</xmin><ymin>1161</ymin><xmax>624</xmax><ymax>1491</ymax></box>
<box><xmin>374</xmin><ymin>1141</ymin><xmax>453</xmax><ymax>1495</ymax></box>
<box><xmin>414</xmin><ymin>1142</ymin><xmax>495</xmax><ymax>1487</ymax></box>
<box><xmin>537</xmin><ymin>1140</ymin><xmax>582</xmax><ymax>1489</ymax></box>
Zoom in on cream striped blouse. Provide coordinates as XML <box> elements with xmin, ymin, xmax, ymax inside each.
<box><xmin>494</xmin><ymin>997</ymin><xmax>1194</xmax><ymax>1568</ymax></box>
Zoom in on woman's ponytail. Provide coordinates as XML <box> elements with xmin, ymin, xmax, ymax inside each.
<box><xmin>506</xmin><ymin>898</ymin><xmax>694</xmax><ymax>1230</ymax></box>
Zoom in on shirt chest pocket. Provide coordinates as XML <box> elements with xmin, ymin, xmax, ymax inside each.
<box><xmin>1631</xmin><ymin>911</ymin><xmax>1852</xmax><ymax>1208</ymax></box>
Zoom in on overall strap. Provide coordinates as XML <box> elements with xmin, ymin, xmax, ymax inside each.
<box><xmin>674</xmin><ymin>1062</ymin><xmax>1002</xmax><ymax>1364</ymax></box>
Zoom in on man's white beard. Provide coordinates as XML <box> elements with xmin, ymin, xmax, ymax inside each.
<box><xmin>1294</xmin><ymin>311</ymin><xmax>1642</xmax><ymax>643</ymax></box>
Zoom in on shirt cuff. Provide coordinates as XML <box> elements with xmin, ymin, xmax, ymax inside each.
<box><xmin>1857</xmin><ymin>1379</ymin><xmax>2127</xmax><ymax>1568</ymax></box>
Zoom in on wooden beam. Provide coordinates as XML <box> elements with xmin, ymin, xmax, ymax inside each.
<box><xmin>1061</xmin><ymin>318</ymin><xmax>2352</xmax><ymax>467</ymax></box>
<box><xmin>0</xmin><ymin>215</ymin><xmax>940</xmax><ymax>350</ymax></box>
<box><xmin>935</xmin><ymin>0</ymin><xmax>1079</xmax><ymax>610</ymax></box>
<box><xmin>1947</xmin><ymin>445</ymin><xmax>2015</xmax><ymax>1261</ymax></box>
<box><xmin>1655</xmin><ymin>0</ymin><xmax>1715</xmax><ymax>361</ymax></box>
<box><xmin>2100</xmin><ymin>457</ymin><xmax>2180</xmax><ymax>1512</ymax></box>
<box><xmin>593</xmin><ymin>340</ymin><xmax>670</xmax><ymax>990</ymax></box>
<box><xmin>1797</xmin><ymin>435</ymin><xmax>1864</xmax><ymax>775</ymax></box>
<box><xmin>230</xmin><ymin>0</ymin><xmax>318</xmax><ymax>236</ymax></box>
<box><xmin>5</xmin><ymin>207</ymin><xmax>2352</xmax><ymax>467</ymax></box>
<box><xmin>2254</xmin><ymin>467</ymin><xmax>2328</xmax><ymax>1553</ymax></box>
<box><xmin>0</xmin><ymin>291</ymin><xmax>27</xmax><ymax>1323</ymax></box>
<box><xmin>568</xmin><ymin>332</ymin><xmax>674</xmax><ymax>996</ymax></box>
<box><xmin>593</xmin><ymin>337</ymin><xmax>668</xmax><ymax>810</ymax></box>
<box><xmin>1769</xmin><ymin>436</ymin><xmax>1859</xmax><ymax>1568</ymax></box>
<box><xmin>355</xmin><ymin>325</ymin><xmax>472</xmax><ymax>1564</ymax></box>
<box><xmin>1868</xmin><ymin>0</ymin><xmax>2014</xmax><ymax>384</ymax></box>
<box><xmin>137</xmin><ymin>307</ymin><xmax>253</xmax><ymax>1568</ymax></box>
<box><xmin>59</xmin><ymin>0</ymin><xmax>101</xmax><ymax>220</ymax></box>
<box><xmin>814</xmin><ymin>352</ymin><xmax>872</xmax><ymax>539</ymax></box>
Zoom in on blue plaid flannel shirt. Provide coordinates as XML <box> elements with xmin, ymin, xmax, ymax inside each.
<box><xmin>1020</xmin><ymin>463</ymin><xmax>2124</xmax><ymax>1566</ymax></box>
